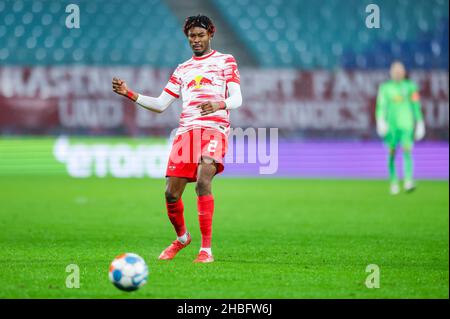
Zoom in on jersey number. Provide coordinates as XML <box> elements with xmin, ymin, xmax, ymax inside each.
<box><xmin>207</xmin><ymin>140</ymin><xmax>218</xmax><ymax>153</ymax></box>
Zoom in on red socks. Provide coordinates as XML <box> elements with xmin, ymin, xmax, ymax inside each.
<box><xmin>197</xmin><ymin>195</ymin><xmax>215</xmax><ymax>248</ymax></box>
<box><xmin>166</xmin><ymin>199</ymin><xmax>186</xmax><ymax>237</ymax></box>
<box><xmin>166</xmin><ymin>196</ymin><xmax>215</xmax><ymax>248</ymax></box>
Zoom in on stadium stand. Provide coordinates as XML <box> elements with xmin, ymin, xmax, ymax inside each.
<box><xmin>0</xmin><ymin>0</ymin><xmax>448</xmax><ymax>68</ymax></box>
<box><xmin>213</xmin><ymin>0</ymin><xmax>449</xmax><ymax>69</ymax></box>
<box><xmin>0</xmin><ymin>0</ymin><xmax>192</xmax><ymax>66</ymax></box>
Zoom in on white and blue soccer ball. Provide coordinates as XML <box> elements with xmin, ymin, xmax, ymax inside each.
<box><xmin>109</xmin><ymin>253</ymin><xmax>149</xmax><ymax>292</ymax></box>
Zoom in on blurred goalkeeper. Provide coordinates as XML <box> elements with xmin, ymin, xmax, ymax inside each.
<box><xmin>376</xmin><ymin>61</ymin><xmax>425</xmax><ymax>195</ymax></box>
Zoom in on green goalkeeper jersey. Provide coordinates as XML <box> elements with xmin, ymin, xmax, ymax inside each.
<box><xmin>376</xmin><ymin>79</ymin><xmax>423</xmax><ymax>131</ymax></box>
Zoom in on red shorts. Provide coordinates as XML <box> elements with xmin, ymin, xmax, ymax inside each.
<box><xmin>166</xmin><ymin>128</ymin><xmax>228</xmax><ymax>182</ymax></box>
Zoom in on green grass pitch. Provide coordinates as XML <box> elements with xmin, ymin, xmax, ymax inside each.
<box><xmin>0</xmin><ymin>176</ymin><xmax>448</xmax><ymax>298</ymax></box>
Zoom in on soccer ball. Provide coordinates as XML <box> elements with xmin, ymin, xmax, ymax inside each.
<box><xmin>109</xmin><ymin>253</ymin><xmax>149</xmax><ymax>291</ymax></box>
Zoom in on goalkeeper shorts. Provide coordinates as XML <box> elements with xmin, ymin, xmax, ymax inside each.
<box><xmin>384</xmin><ymin>128</ymin><xmax>414</xmax><ymax>149</ymax></box>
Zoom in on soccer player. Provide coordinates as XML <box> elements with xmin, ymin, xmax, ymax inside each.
<box><xmin>112</xmin><ymin>15</ymin><xmax>242</xmax><ymax>263</ymax></box>
<box><xmin>375</xmin><ymin>61</ymin><xmax>425</xmax><ymax>195</ymax></box>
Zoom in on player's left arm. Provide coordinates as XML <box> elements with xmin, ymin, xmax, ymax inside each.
<box><xmin>198</xmin><ymin>55</ymin><xmax>242</xmax><ymax>115</ymax></box>
<box><xmin>411</xmin><ymin>82</ymin><xmax>425</xmax><ymax>140</ymax></box>
<box><xmin>411</xmin><ymin>83</ymin><xmax>424</xmax><ymax>121</ymax></box>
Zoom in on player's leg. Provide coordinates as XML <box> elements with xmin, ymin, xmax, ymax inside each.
<box><xmin>402</xmin><ymin>147</ymin><xmax>415</xmax><ymax>192</ymax></box>
<box><xmin>385</xmin><ymin>129</ymin><xmax>400</xmax><ymax>195</ymax></box>
<box><xmin>165</xmin><ymin>176</ymin><xmax>190</xmax><ymax>239</ymax></box>
<box><xmin>160</xmin><ymin>128</ymin><xmax>200</xmax><ymax>260</ymax></box>
<box><xmin>159</xmin><ymin>176</ymin><xmax>192</xmax><ymax>260</ymax></box>
<box><xmin>388</xmin><ymin>147</ymin><xmax>400</xmax><ymax>195</ymax></box>
<box><xmin>193</xmin><ymin>158</ymin><xmax>217</xmax><ymax>263</ymax></box>
<box><xmin>401</xmin><ymin>131</ymin><xmax>415</xmax><ymax>192</ymax></box>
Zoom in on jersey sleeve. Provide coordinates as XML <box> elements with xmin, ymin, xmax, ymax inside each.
<box><xmin>164</xmin><ymin>65</ymin><xmax>182</xmax><ymax>99</ymax></box>
<box><xmin>410</xmin><ymin>82</ymin><xmax>424</xmax><ymax>121</ymax></box>
<box><xmin>224</xmin><ymin>55</ymin><xmax>240</xmax><ymax>85</ymax></box>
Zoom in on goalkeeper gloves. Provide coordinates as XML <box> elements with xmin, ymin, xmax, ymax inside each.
<box><xmin>376</xmin><ymin>118</ymin><xmax>388</xmax><ymax>137</ymax></box>
<box><xmin>415</xmin><ymin>120</ymin><xmax>426</xmax><ymax>141</ymax></box>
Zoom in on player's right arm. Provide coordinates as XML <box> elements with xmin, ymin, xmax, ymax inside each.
<box><xmin>112</xmin><ymin>77</ymin><xmax>177</xmax><ymax>113</ymax></box>
<box><xmin>375</xmin><ymin>83</ymin><xmax>389</xmax><ymax>137</ymax></box>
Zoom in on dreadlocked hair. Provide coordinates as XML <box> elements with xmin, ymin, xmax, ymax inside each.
<box><xmin>183</xmin><ymin>15</ymin><xmax>216</xmax><ymax>36</ymax></box>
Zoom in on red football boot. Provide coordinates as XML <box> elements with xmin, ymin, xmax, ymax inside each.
<box><xmin>193</xmin><ymin>250</ymin><xmax>214</xmax><ymax>263</ymax></box>
<box><xmin>158</xmin><ymin>233</ymin><xmax>191</xmax><ymax>260</ymax></box>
